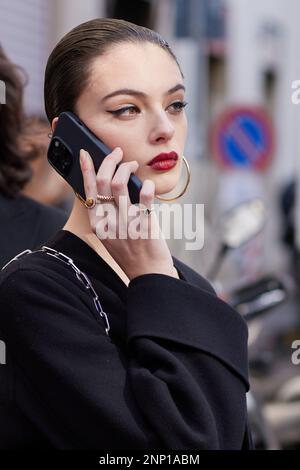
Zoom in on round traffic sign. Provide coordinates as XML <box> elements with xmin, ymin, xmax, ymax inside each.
<box><xmin>211</xmin><ymin>106</ymin><xmax>275</xmax><ymax>171</ymax></box>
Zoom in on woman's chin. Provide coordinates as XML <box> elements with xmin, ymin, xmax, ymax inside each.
<box><xmin>154</xmin><ymin>181</ymin><xmax>179</xmax><ymax>199</ymax></box>
<box><xmin>137</xmin><ymin>169</ymin><xmax>181</xmax><ymax>200</ymax></box>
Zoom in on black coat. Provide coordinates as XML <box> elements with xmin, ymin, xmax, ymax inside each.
<box><xmin>0</xmin><ymin>193</ymin><xmax>68</xmax><ymax>269</ymax></box>
<box><xmin>0</xmin><ymin>229</ymin><xmax>253</xmax><ymax>449</ymax></box>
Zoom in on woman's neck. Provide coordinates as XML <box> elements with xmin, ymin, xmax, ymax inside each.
<box><xmin>63</xmin><ymin>198</ymin><xmax>130</xmax><ymax>285</ymax></box>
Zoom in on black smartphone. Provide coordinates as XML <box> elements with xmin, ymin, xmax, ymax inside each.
<box><xmin>47</xmin><ymin>111</ymin><xmax>142</xmax><ymax>204</ymax></box>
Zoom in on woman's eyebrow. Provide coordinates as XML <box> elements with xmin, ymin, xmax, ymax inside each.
<box><xmin>101</xmin><ymin>84</ymin><xmax>185</xmax><ymax>102</ymax></box>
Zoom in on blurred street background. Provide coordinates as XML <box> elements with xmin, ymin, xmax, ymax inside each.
<box><xmin>1</xmin><ymin>0</ymin><xmax>300</xmax><ymax>449</ymax></box>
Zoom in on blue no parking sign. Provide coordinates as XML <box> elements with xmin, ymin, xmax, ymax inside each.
<box><xmin>211</xmin><ymin>106</ymin><xmax>275</xmax><ymax>171</ymax></box>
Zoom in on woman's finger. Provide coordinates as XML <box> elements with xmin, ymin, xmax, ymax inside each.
<box><xmin>137</xmin><ymin>179</ymin><xmax>157</xmax><ymax>239</ymax></box>
<box><xmin>111</xmin><ymin>160</ymin><xmax>139</xmax><ymax>207</ymax></box>
<box><xmin>139</xmin><ymin>179</ymin><xmax>155</xmax><ymax>211</ymax></box>
<box><xmin>79</xmin><ymin>149</ymin><xmax>98</xmax><ymax>228</ymax></box>
<box><xmin>80</xmin><ymin>149</ymin><xmax>98</xmax><ymax>200</ymax></box>
<box><xmin>95</xmin><ymin>147</ymin><xmax>123</xmax><ymax>196</ymax></box>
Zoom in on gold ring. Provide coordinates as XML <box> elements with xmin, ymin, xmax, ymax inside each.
<box><xmin>141</xmin><ymin>208</ymin><xmax>153</xmax><ymax>216</ymax></box>
<box><xmin>85</xmin><ymin>197</ymin><xmax>96</xmax><ymax>209</ymax></box>
<box><xmin>96</xmin><ymin>194</ymin><xmax>115</xmax><ymax>203</ymax></box>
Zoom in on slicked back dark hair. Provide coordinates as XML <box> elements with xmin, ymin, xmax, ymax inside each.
<box><xmin>44</xmin><ymin>18</ymin><xmax>183</xmax><ymax>124</ymax></box>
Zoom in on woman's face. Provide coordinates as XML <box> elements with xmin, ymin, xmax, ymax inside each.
<box><xmin>53</xmin><ymin>42</ymin><xmax>188</xmax><ymax>196</ymax></box>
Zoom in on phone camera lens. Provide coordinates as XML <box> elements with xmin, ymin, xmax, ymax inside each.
<box><xmin>49</xmin><ymin>138</ymin><xmax>72</xmax><ymax>177</ymax></box>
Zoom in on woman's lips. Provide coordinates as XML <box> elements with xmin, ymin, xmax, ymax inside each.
<box><xmin>147</xmin><ymin>152</ymin><xmax>178</xmax><ymax>171</ymax></box>
<box><xmin>149</xmin><ymin>159</ymin><xmax>178</xmax><ymax>171</ymax></box>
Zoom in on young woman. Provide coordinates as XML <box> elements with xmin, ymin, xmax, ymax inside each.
<box><xmin>0</xmin><ymin>18</ymin><xmax>252</xmax><ymax>450</ymax></box>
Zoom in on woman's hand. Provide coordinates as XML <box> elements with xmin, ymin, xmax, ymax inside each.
<box><xmin>79</xmin><ymin>147</ymin><xmax>178</xmax><ymax>281</ymax></box>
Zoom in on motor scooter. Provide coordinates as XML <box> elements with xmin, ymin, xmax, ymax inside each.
<box><xmin>206</xmin><ymin>199</ymin><xmax>287</xmax><ymax>449</ymax></box>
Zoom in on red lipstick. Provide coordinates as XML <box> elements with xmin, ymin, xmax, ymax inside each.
<box><xmin>147</xmin><ymin>152</ymin><xmax>178</xmax><ymax>171</ymax></box>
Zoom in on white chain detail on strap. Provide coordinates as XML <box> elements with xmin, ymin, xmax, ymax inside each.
<box><xmin>1</xmin><ymin>246</ymin><xmax>110</xmax><ymax>336</ymax></box>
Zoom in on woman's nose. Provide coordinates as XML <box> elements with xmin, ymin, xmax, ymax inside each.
<box><xmin>149</xmin><ymin>113</ymin><xmax>175</xmax><ymax>144</ymax></box>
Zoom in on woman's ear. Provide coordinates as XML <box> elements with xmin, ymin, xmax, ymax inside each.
<box><xmin>51</xmin><ymin>117</ymin><xmax>59</xmax><ymax>133</ymax></box>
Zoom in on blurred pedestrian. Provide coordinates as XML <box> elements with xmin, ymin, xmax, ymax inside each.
<box><xmin>21</xmin><ymin>115</ymin><xmax>73</xmax><ymax>212</ymax></box>
<box><xmin>0</xmin><ymin>44</ymin><xmax>68</xmax><ymax>268</ymax></box>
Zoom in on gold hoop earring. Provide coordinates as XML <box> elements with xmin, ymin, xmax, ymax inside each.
<box><xmin>155</xmin><ymin>156</ymin><xmax>191</xmax><ymax>202</ymax></box>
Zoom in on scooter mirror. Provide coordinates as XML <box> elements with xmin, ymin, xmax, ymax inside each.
<box><xmin>220</xmin><ymin>198</ymin><xmax>266</xmax><ymax>249</ymax></box>
<box><xmin>229</xmin><ymin>275</ymin><xmax>287</xmax><ymax>320</ymax></box>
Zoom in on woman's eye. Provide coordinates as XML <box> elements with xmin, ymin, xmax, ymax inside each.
<box><xmin>107</xmin><ymin>101</ymin><xmax>188</xmax><ymax>117</ymax></box>
<box><xmin>169</xmin><ymin>101</ymin><xmax>188</xmax><ymax>113</ymax></box>
<box><xmin>107</xmin><ymin>106</ymin><xmax>139</xmax><ymax>116</ymax></box>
